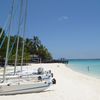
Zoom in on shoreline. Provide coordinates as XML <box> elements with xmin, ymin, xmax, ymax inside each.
<box><xmin>0</xmin><ymin>63</ymin><xmax>100</xmax><ymax>100</ymax></box>
<box><xmin>66</xmin><ymin>64</ymin><xmax>100</xmax><ymax>80</ymax></box>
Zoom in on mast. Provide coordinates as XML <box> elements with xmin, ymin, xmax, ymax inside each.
<box><xmin>14</xmin><ymin>0</ymin><xmax>23</xmax><ymax>74</ymax></box>
<box><xmin>3</xmin><ymin>0</ymin><xmax>15</xmax><ymax>82</ymax></box>
<box><xmin>21</xmin><ymin>0</ymin><xmax>28</xmax><ymax>72</ymax></box>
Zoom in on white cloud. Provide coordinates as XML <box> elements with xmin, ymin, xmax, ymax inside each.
<box><xmin>58</xmin><ymin>16</ymin><xmax>69</xmax><ymax>21</ymax></box>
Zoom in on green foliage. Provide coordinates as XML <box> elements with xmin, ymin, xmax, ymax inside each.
<box><xmin>38</xmin><ymin>44</ymin><xmax>52</xmax><ymax>61</ymax></box>
<box><xmin>0</xmin><ymin>28</ymin><xmax>52</xmax><ymax>63</ymax></box>
<box><xmin>25</xmin><ymin>36</ymin><xmax>52</xmax><ymax>61</ymax></box>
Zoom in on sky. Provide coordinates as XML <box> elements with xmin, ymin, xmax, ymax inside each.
<box><xmin>0</xmin><ymin>0</ymin><xmax>100</xmax><ymax>59</ymax></box>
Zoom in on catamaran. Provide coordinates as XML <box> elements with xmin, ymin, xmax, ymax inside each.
<box><xmin>0</xmin><ymin>67</ymin><xmax>54</xmax><ymax>81</ymax></box>
<box><xmin>0</xmin><ymin>0</ymin><xmax>56</xmax><ymax>95</ymax></box>
<box><xmin>0</xmin><ymin>78</ymin><xmax>56</xmax><ymax>95</ymax></box>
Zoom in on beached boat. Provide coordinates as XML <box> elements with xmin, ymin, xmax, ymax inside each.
<box><xmin>0</xmin><ymin>0</ymin><xmax>56</xmax><ymax>95</ymax></box>
<box><xmin>0</xmin><ymin>66</ymin><xmax>56</xmax><ymax>95</ymax></box>
<box><xmin>0</xmin><ymin>67</ymin><xmax>53</xmax><ymax>81</ymax></box>
<box><xmin>0</xmin><ymin>78</ymin><xmax>56</xmax><ymax>95</ymax></box>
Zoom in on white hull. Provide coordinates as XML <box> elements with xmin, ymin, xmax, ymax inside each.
<box><xmin>0</xmin><ymin>73</ymin><xmax>52</xmax><ymax>81</ymax></box>
<box><xmin>0</xmin><ymin>68</ymin><xmax>56</xmax><ymax>95</ymax></box>
<box><xmin>0</xmin><ymin>81</ymin><xmax>51</xmax><ymax>95</ymax></box>
<box><xmin>0</xmin><ymin>70</ymin><xmax>53</xmax><ymax>81</ymax></box>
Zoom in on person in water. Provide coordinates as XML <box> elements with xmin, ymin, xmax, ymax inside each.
<box><xmin>87</xmin><ymin>66</ymin><xmax>89</xmax><ymax>72</ymax></box>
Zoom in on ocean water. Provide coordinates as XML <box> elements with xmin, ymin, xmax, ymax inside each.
<box><xmin>66</xmin><ymin>59</ymin><xmax>100</xmax><ymax>79</ymax></box>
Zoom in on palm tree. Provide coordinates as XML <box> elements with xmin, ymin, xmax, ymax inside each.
<box><xmin>29</xmin><ymin>36</ymin><xmax>52</xmax><ymax>62</ymax></box>
<box><xmin>38</xmin><ymin>45</ymin><xmax>52</xmax><ymax>61</ymax></box>
<box><xmin>32</xmin><ymin>36</ymin><xmax>41</xmax><ymax>52</ymax></box>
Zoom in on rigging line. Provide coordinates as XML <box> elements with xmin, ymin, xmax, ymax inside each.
<box><xmin>0</xmin><ymin>23</ymin><xmax>11</xmax><ymax>49</ymax></box>
<box><xmin>0</xmin><ymin>25</ymin><xmax>12</xmax><ymax>49</ymax></box>
<box><xmin>8</xmin><ymin>0</ymin><xmax>24</xmax><ymax>62</ymax></box>
<box><xmin>3</xmin><ymin>0</ymin><xmax>15</xmax><ymax>82</ymax></box>
<box><xmin>21</xmin><ymin>0</ymin><xmax>28</xmax><ymax>71</ymax></box>
<box><xmin>0</xmin><ymin>34</ymin><xmax>6</xmax><ymax>49</ymax></box>
<box><xmin>8</xmin><ymin>1</ymin><xmax>21</xmax><ymax>58</ymax></box>
<box><xmin>20</xmin><ymin>2</ymin><xmax>26</xmax><ymax>28</ymax></box>
<box><xmin>6</xmin><ymin>0</ymin><xmax>25</xmax><ymax>67</ymax></box>
<box><xmin>8</xmin><ymin>1</ymin><xmax>23</xmax><ymax>57</ymax></box>
<box><xmin>0</xmin><ymin>0</ymin><xmax>17</xmax><ymax>39</ymax></box>
<box><xmin>0</xmin><ymin>0</ymin><xmax>18</xmax><ymax>49</ymax></box>
<box><xmin>0</xmin><ymin>15</ymin><xmax>10</xmax><ymax>39</ymax></box>
<box><xmin>0</xmin><ymin>28</ymin><xmax>11</xmax><ymax>50</ymax></box>
<box><xmin>14</xmin><ymin>0</ymin><xmax>24</xmax><ymax>74</ymax></box>
<box><xmin>8</xmin><ymin>36</ymin><xmax>17</xmax><ymax>58</ymax></box>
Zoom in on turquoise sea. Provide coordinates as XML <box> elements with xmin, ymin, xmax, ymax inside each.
<box><xmin>66</xmin><ymin>59</ymin><xmax>100</xmax><ymax>79</ymax></box>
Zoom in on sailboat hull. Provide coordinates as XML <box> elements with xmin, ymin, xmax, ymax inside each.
<box><xmin>0</xmin><ymin>81</ymin><xmax>51</xmax><ymax>95</ymax></box>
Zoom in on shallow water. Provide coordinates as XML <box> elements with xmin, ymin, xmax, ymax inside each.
<box><xmin>66</xmin><ymin>59</ymin><xmax>100</xmax><ymax>79</ymax></box>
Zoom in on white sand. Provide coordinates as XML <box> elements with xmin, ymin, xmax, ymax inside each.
<box><xmin>0</xmin><ymin>63</ymin><xmax>100</xmax><ymax>100</ymax></box>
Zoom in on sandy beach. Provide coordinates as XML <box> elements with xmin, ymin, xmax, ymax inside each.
<box><xmin>0</xmin><ymin>63</ymin><xmax>100</xmax><ymax>100</ymax></box>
